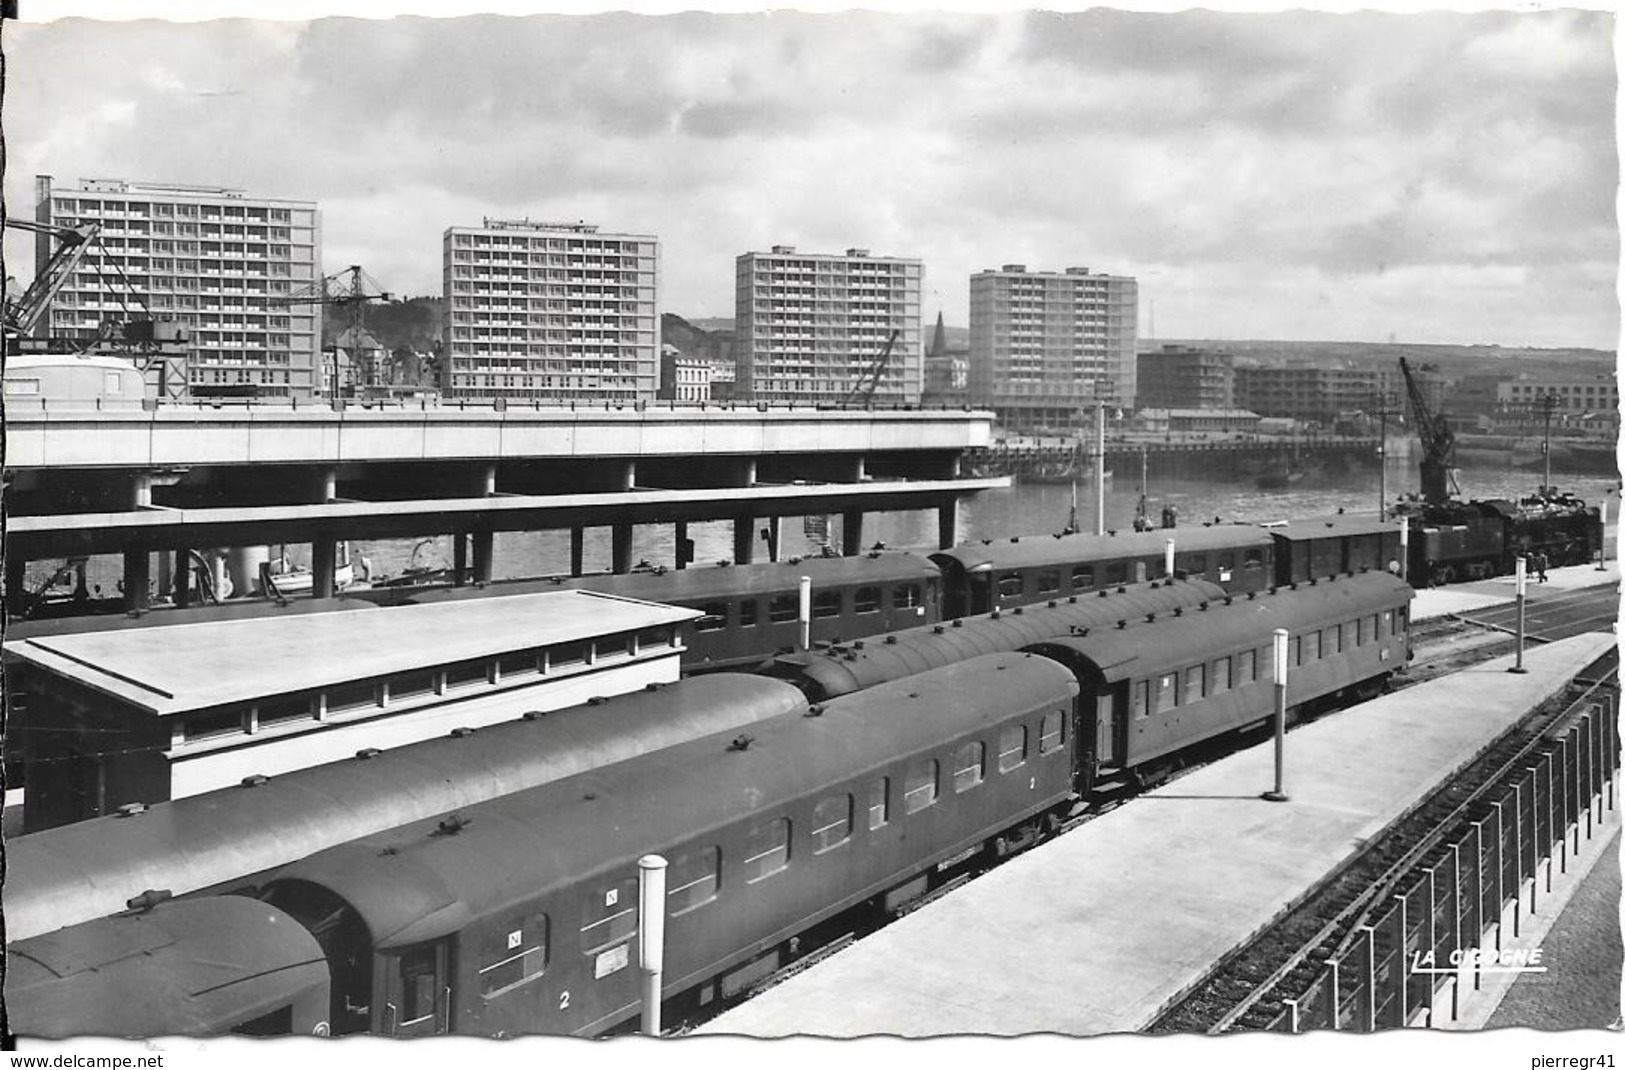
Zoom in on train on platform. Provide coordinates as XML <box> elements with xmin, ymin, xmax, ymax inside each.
<box><xmin>1400</xmin><ymin>492</ymin><xmax>1605</xmax><ymax>587</ymax></box>
<box><xmin>8</xmin><ymin>570</ymin><xmax>1413</xmax><ymax>1039</ymax></box>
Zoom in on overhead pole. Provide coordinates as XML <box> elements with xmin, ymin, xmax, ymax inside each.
<box><xmin>1370</xmin><ymin>391</ymin><xmax>1401</xmax><ymax>520</ymax></box>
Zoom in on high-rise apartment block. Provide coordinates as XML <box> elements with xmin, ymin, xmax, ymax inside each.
<box><xmin>33</xmin><ymin>175</ymin><xmax>322</xmax><ymax>398</ymax></box>
<box><xmin>968</xmin><ymin>265</ymin><xmax>1137</xmax><ymax>433</ymax></box>
<box><xmin>442</xmin><ymin>219</ymin><xmax>659</xmax><ymax>402</ymax></box>
<box><xmin>1234</xmin><ymin>362</ymin><xmax>1402</xmax><ymax>424</ymax></box>
<box><xmin>735</xmin><ymin>246</ymin><xmax>922</xmax><ymax>404</ymax></box>
<box><xmin>1136</xmin><ymin>344</ymin><xmax>1234</xmax><ymax>410</ymax></box>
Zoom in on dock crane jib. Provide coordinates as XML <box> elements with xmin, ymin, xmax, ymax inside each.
<box><xmin>1399</xmin><ymin>356</ymin><xmax>1458</xmax><ymax>506</ymax></box>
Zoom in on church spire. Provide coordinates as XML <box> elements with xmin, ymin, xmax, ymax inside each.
<box><xmin>929</xmin><ymin>310</ymin><xmax>947</xmax><ymax>359</ymax></box>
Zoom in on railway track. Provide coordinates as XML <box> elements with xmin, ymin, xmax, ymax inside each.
<box><xmin>1145</xmin><ymin>653</ymin><xmax>1619</xmax><ymax>1034</ymax></box>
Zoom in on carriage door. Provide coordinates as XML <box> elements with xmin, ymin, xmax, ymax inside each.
<box><xmin>382</xmin><ymin>941</ymin><xmax>451</xmax><ymax>1037</ymax></box>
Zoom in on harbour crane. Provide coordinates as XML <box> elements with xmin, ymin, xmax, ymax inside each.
<box><xmin>4</xmin><ymin>217</ymin><xmax>102</xmax><ymax>342</ymax></box>
<box><xmin>270</xmin><ymin>265</ymin><xmax>391</xmax><ymax>404</ymax></box>
<box><xmin>1399</xmin><ymin>356</ymin><xmax>1458</xmax><ymax>506</ymax></box>
<box><xmin>841</xmin><ymin>328</ymin><xmax>901</xmax><ymax>409</ymax></box>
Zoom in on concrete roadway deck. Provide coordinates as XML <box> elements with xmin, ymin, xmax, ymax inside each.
<box><xmin>697</xmin><ymin>630</ymin><xmax>1617</xmax><ymax>1037</ymax></box>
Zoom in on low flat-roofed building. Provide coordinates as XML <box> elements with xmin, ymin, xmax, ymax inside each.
<box><xmin>9</xmin><ymin>590</ymin><xmax>699</xmax><ymax>830</ymax></box>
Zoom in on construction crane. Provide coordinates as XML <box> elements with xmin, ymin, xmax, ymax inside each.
<box><xmin>841</xmin><ymin>328</ymin><xmax>901</xmax><ymax>409</ymax></box>
<box><xmin>4</xmin><ymin>217</ymin><xmax>102</xmax><ymax>341</ymax></box>
<box><xmin>270</xmin><ymin>265</ymin><xmax>391</xmax><ymax>404</ymax></box>
<box><xmin>1399</xmin><ymin>356</ymin><xmax>1458</xmax><ymax>506</ymax></box>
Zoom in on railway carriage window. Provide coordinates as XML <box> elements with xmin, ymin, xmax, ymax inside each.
<box><xmin>1039</xmin><ymin>711</ymin><xmax>1066</xmax><ymax>753</ymax></box>
<box><xmin>1133</xmin><ymin>681</ymin><xmax>1150</xmax><ymax>720</ymax></box>
<box><xmin>744</xmin><ymin>817</ymin><xmax>791</xmax><ymax>881</ymax></box>
<box><xmin>1187</xmin><ymin>554</ymin><xmax>1208</xmax><ymax>575</ymax></box>
<box><xmin>1238</xmin><ymin>649</ymin><xmax>1256</xmax><ymax>684</ymax></box>
<box><xmin>580</xmin><ymin>878</ymin><xmax>639</xmax><ymax>953</ymax></box>
<box><xmin>893</xmin><ymin>584</ymin><xmax>924</xmax><ymax>610</ymax></box>
<box><xmin>997</xmin><ymin>573</ymin><xmax>1024</xmax><ymax>598</ymax></box>
<box><xmin>1212</xmin><ymin>657</ymin><xmax>1232</xmax><ymax>695</ymax></box>
<box><xmin>1395</xmin><ymin>607</ymin><xmax>1407</xmax><ymax>633</ymax></box>
<box><xmin>1106</xmin><ymin>563</ymin><xmax>1127</xmax><ymax>585</ymax></box>
<box><xmin>1219</xmin><ymin>553</ymin><xmax>1236</xmax><ymax>572</ymax></box>
<box><xmin>868</xmin><ymin>777</ymin><xmax>890</xmax><ymax>830</ymax></box>
<box><xmin>903</xmin><ymin>758</ymin><xmax>939</xmax><ymax>813</ymax></box>
<box><xmin>1154</xmin><ymin>673</ymin><xmax>1179</xmax><ymax>714</ymax></box>
<box><xmin>768</xmin><ymin>594</ymin><xmax>799</xmax><ymax>623</ymax></box>
<box><xmin>1071</xmin><ymin>566</ymin><xmax>1095</xmax><ymax>591</ymax></box>
<box><xmin>1381</xmin><ymin>610</ymin><xmax>1394</xmax><ymax>637</ymax></box>
<box><xmin>813</xmin><ymin>591</ymin><xmax>842</xmax><ymax>619</ymax></box>
<box><xmin>1304</xmin><ymin>632</ymin><xmax>1320</xmax><ymax>663</ymax></box>
<box><xmin>1372</xmin><ymin>613</ymin><xmax>1383</xmax><ymax>639</ymax></box>
<box><xmin>1186</xmin><ymin>664</ymin><xmax>1205</xmax><ymax>701</ymax></box>
<box><xmin>953</xmin><ymin>741</ymin><xmax>986</xmax><ymax>792</ymax></box>
<box><xmin>812</xmin><ymin>794</ymin><xmax>854</xmax><ymax>852</ymax></box>
<box><xmin>1357</xmin><ymin>617</ymin><xmax>1370</xmax><ymax>646</ymax></box>
<box><xmin>395</xmin><ymin>946</ymin><xmax>440</xmax><ymax>1027</ymax></box>
<box><xmin>695</xmin><ymin>602</ymin><xmax>729</xmax><ymax>632</ymax></box>
<box><xmin>1037</xmin><ymin>570</ymin><xmax>1060</xmax><ymax>595</ymax></box>
<box><xmin>667</xmin><ymin>847</ymin><xmax>721</xmax><ymax>914</ymax></box>
<box><xmin>738</xmin><ymin>600</ymin><xmax>758</xmax><ymax>627</ymax></box>
<box><xmin>854</xmin><ymin>586</ymin><xmax>881</xmax><ymax>614</ymax></box>
<box><xmin>1289</xmin><ymin>636</ymin><xmax>1302</xmax><ymax>667</ymax></box>
<box><xmin>1244</xmin><ymin>549</ymin><xmax>1265</xmax><ymax>571</ymax></box>
<box><xmin>998</xmin><ymin>724</ymin><xmax>1028</xmax><ymax>772</ymax></box>
<box><xmin>479</xmin><ymin>911</ymin><xmax>550</xmax><ymax>998</ymax></box>
<box><xmin>1331</xmin><ymin>625</ymin><xmax>1344</xmax><ymax>655</ymax></box>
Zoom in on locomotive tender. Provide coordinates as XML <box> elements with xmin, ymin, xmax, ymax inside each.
<box><xmin>8</xmin><ymin>571</ymin><xmax>1413</xmax><ymax>1040</ymax></box>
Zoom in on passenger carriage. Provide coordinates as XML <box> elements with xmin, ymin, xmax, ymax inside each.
<box><xmin>257</xmin><ymin>654</ymin><xmax>1079</xmax><ymax>1037</ymax></box>
<box><xmin>931</xmin><ymin>527</ymin><xmax>1276</xmax><ymax>618</ymax></box>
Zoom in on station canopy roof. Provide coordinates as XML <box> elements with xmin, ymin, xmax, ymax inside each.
<box><xmin>6</xmin><ymin>590</ymin><xmax>698</xmax><ymax>717</ymax></box>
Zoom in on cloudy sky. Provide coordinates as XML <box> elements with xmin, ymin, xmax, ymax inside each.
<box><xmin>4</xmin><ymin>3</ymin><xmax>1617</xmax><ymax>348</ymax></box>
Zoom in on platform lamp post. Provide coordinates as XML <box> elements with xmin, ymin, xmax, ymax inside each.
<box><xmin>1600</xmin><ymin>497</ymin><xmax>1610</xmax><ymax>572</ymax></box>
<box><xmin>1371</xmin><ymin>392</ymin><xmax>1400</xmax><ymax>520</ymax></box>
<box><xmin>1509</xmin><ymin>556</ymin><xmax>1529</xmax><ymax>675</ymax></box>
<box><xmin>1262</xmin><ymin>628</ymin><xmax>1290</xmax><ymax>803</ymax></box>
<box><xmin>1094</xmin><ymin>398</ymin><xmax>1107</xmax><ymax>537</ymax></box>
<box><xmin>638</xmin><ymin>854</ymin><xmax>668</xmax><ymax>1037</ymax></box>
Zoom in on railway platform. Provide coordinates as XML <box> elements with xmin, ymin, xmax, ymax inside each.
<box><xmin>696</xmin><ymin>629</ymin><xmax>1617</xmax><ymax>1037</ymax></box>
<box><xmin>1409</xmin><ymin>558</ymin><xmax>1617</xmax><ymax>621</ymax></box>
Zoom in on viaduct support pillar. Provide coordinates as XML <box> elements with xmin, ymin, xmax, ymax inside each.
<box><xmin>674</xmin><ymin>521</ymin><xmax>690</xmax><ymax>570</ymax></box>
<box><xmin>132</xmin><ymin>472</ymin><xmax>154</xmax><ymax>509</ymax></box>
<box><xmin>122</xmin><ymin>550</ymin><xmax>150</xmax><ymax>614</ymax></box>
<box><xmin>570</xmin><ymin>527</ymin><xmax>585</xmax><ymax>577</ymax></box>
<box><xmin>453</xmin><ymin>534</ymin><xmax>468</xmax><ymax>587</ymax></box>
<box><xmin>314</xmin><ymin>466</ymin><xmax>338</xmax><ymax>503</ymax></box>
<box><xmin>619</xmin><ymin>461</ymin><xmax>637</xmax><ymax>492</ymax></box>
<box><xmin>312</xmin><ymin>539</ymin><xmax>337</xmax><ymax>600</ymax></box>
<box><xmin>938</xmin><ymin>498</ymin><xmax>960</xmax><ymax>550</ymax></box>
<box><xmin>763</xmin><ymin>517</ymin><xmax>781</xmax><ymax>563</ymax></box>
<box><xmin>472</xmin><ymin>530</ymin><xmax>495</xmax><ymax>584</ymax></box>
<box><xmin>843</xmin><ymin>511</ymin><xmax>864</xmax><ymax>557</ymax></box>
<box><xmin>7</xmin><ymin>552</ymin><xmax>28</xmax><ymax>618</ymax></box>
<box><xmin>733</xmin><ymin>517</ymin><xmax>756</xmax><ymax>565</ymax></box>
<box><xmin>850</xmin><ymin>455</ymin><xmax>866</xmax><ymax>482</ymax></box>
<box><xmin>736</xmin><ymin>458</ymin><xmax>757</xmax><ymax>487</ymax></box>
<box><xmin>173</xmin><ymin>550</ymin><xmax>192</xmax><ymax>608</ymax></box>
<box><xmin>612</xmin><ymin>523</ymin><xmax>634</xmax><ymax>575</ymax></box>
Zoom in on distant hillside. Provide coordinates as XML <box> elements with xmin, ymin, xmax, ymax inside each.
<box><xmin>1150</xmin><ymin>339</ymin><xmax>1615</xmax><ymax>381</ymax></box>
<box><xmin>323</xmin><ymin>296</ymin><xmax>446</xmax><ymax>352</ymax></box>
